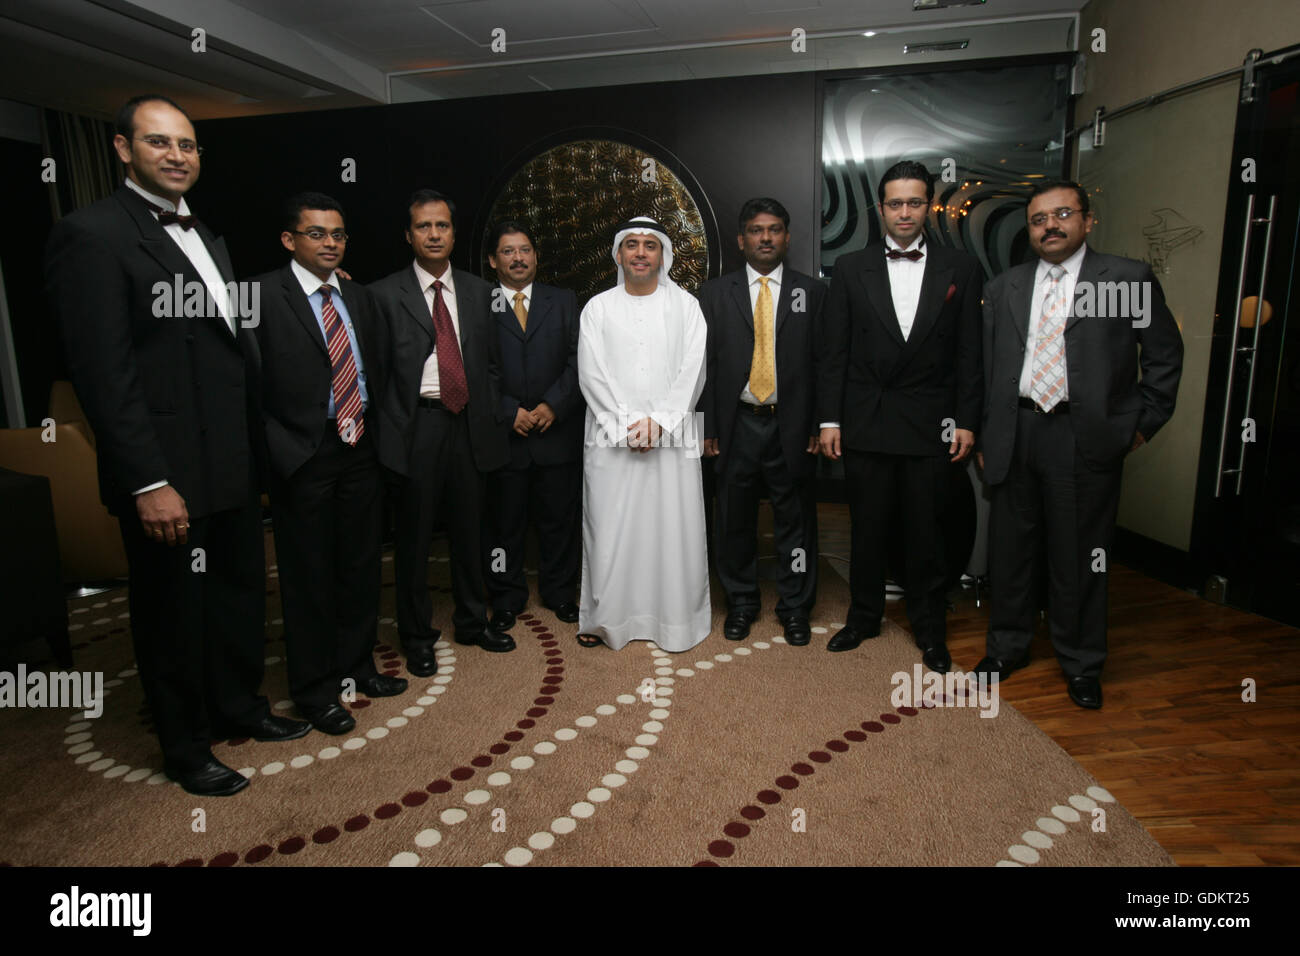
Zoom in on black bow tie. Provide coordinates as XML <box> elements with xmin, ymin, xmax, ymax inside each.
<box><xmin>141</xmin><ymin>197</ymin><xmax>197</xmax><ymax>230</ymax></box>
<box><xmin>886</xmin><ymin>247</ymin><xmax>923</xmax><ymax>261</ymax></box>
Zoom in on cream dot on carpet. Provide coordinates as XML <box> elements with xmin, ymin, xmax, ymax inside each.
<box><xmin>262</xmin><ymin>761</ymin><xmax>285</xmax><ymax>775</ymax></box>
<box><xmin>811</xmin><ymin>626</ymin><xmax>828</xmax><ymax>634</ymax></box>
<box><xmin>65</xmin><ymin>721</ymin><xmax>92</xmax><ymax>733</ymax></box>
<box><xmin>551</xmin><ymin>817</ymin><xmax>577</xmax><ymax>834</ymax></box>
<box><xmin>734</xmin><ymin>647</ymin><xmax>752</xmax><ymax>656</ymax></box>
<box><xmin>416</xmin><ymin>696</ymin><xmax>436</xmax><ymax>705</ymax></box>
<box><xmin>386</xmin><ymin>717</ymin><xmax>408</xmax><ymax>729</ymax></box>
<box><xmin>415</xmin><ymin>829</ymin><xmax>442</xmax><ymax>847</ymax></box>
<box><xmin>615</xmin><ymin>760</ymin><xmax>639</xmax><ymax>774</ymax></box>
<box><xmin>1036</xmin><ymin>817</ymin><xmax>1067</xmax><ymax>834</ymax></box>
<box><xmin>441</xmin><ymin>808</ymin><xmax>468</xmax><ymax>824</ymax></box>
<box><xmin>616</xmin><ymin>694</ymin><xmax>637</xmax><ymax>704</ymax></box>
<box><xmin>74</xmin><ymin>751</ymin><xmax>102</xmax><ymax>765</ymax></box>
<box><xmin>714</xmin><ymin>653</ymin><xmax>732</xmax><ymax>662</ymax></box>
<box><xmin>389</xmin><ymin>852</ymin><xmax>420</xmax><ymax>866</ymax></box>
<box><xmin>403</xmin><ymin>706</ymin><xmax>425</xmax><ymax>717</ymax></box>
<box><xmin>534</xmin><ymin>741</ymin><xmax>557</xmax><ymax>755</ymax></box>
<box><xmin>657</xmin><ymin>686</ymin><xmax>674</xmax><ymax>695</ymax></box>
<box><xmin>1023</xmin><ymin>831</ymin><xmax>1053</xmax><ymax>849</ymax></box>
<box><xmin>487</xmin><ymin>771</ymin><xmax>511</xmax><ymax>786</ymax></box>
<box><xmin>504</xmin><ymin>847</ymin><xmax>533</xmax><ymax>866</ymax></box>
<box><xmin>366</xmin><ymin>727</ymin><xmax>389</xmax><ymax>740</ymax></box>
<box><xmin>237</xmin><ymin>767</ymin><xmax>255</xmax><ymax>778</ymax></box>
<box><xmin>649</xmin><ymin>708</ymin><xmax>669</xmax><ymax>719</ymax></box>
<box><xmin>272</xmin><ymin>699</ymin><xmax>292</xmax><ymax>710</ymax></box>
<box><xmin>290</xmin><ymin>755</ymin><xmax>313</xmax><ymax>769</ymax></box>
<box><xmin>575</xmin><ymin>715</ymin><xmax>597</xmax><ymax>728</ymax></box>
<box><xmin>434</xmin><ymin>640</ymin><xmax>450</xmax><ymax>649</ymax></box>
<box><xmin>642</xmin><ymin>721</ymin><xmax>663</xmax><ymax>733</ymax></box>
<box><xmin>528</xmin><ymin>832</ymin><xmax>555</xmax><ymax>850</ymax></box>
<box><xmin>755</xmin><ymin>641</ymin><xmax>772</xmax><ymax>649</ymax></box>
<box><xmin>429</xmin><ymin>686</ymin><xmax>446</xmax><ymax>695</ymax></box>
<box><xmin>570</xmin><ymin>802</ymin><xmax>595</xmax><ymax>819</ymax></box>
<box><xmin>635</xmin><ymin>734</ymin><xmax>658</xmax><ymax>746</ymax></box>
<box><xmin>124</xmin><ymin>768</ymin><xmax>150</xmax><ymax>783</ymax></box>
<box><xmin>464</xmin><ymin>789</ymin><xmax>490</xmax><ymax>805</ymax></box>
<box><xmin>995</xmin><ymin>860</ymin><xmax>1024</xmax><ymax>867</ymax></box>
<box><xmin>602</xmin><ymin>773</ymin><xmax>627</xmax><ymax>788</ymax></box>
<box><xmin>675</xmin><ymin>668</ymin><xmax>694</xmax><ymax>677</ymax></box>
<box><xmin>343</xmin><ymin>737</ymin><xmax>366</xmax><ymax>750</ymax></box>
<box><xmin>695</xmin><ymin>661</ymin><xmax>713</xmax><ymax>670</ymax></box>
<box><xmin>595</xmin><ymin>704</ymin><xmax>617</xmax><ymax>716</ymax></box>
<box><xmin>1068</xmin><ymin>794</ymin><xmax>1098</xmax><ymax>812</ymax></box>
<box><xmin>1007</xmin><ymin>844</ymin><xmax>1040</xmax><ymax>864</ymax></box>
<box><xmin>146</xmin><ymin>773</ymin><xmax>167</xmax><ymax>785</ymax></box>
<box><xmin>438</xmin><ymin>666</ymin><xmax>456</xmax><ymax>675</ymax></box>
<box><xmin>104</xmin><ymin>765</ymin><xmax>129</xmax><ymax>779</ymax></box>
<box><xmin>118</xmin><ymin>668</ymin><xmax>138</xmax><ymax>677</ymax></box>
<box><xmin>1051</xmin><ymin>805</ymin><xmax>1081</xmax><ymax>823</ymax></box>
<box><xmin>433</xmin><ymin>675</ymin><xmax>452</xmax><ymax>684</ymax></box>
<box><xmin>655</xmin><ymin>676</ymin><xmax>675</xmax><ymax>685</ymax></box>
<box><xmin>318</xmin><ymin>747</ymin><xmax>341</xmax><ymax>759</ymax></box>
<box><xmin>103</xmin><ymin>679</ymin><xmax>124</xmax><ymax>689</ymax></box>
<box><xmin>626</xmin><ymin>747</ymin><xmax>650</xmax><ymax>759</ymax></box>
<box><xmin>511</xmin><ymin>756</ymin><xmax>535</xmax><ymax>771</ymax></box>
<box><xmin>587</xmin><ymin>787</ymin><xmax>612</xmax><ymax>802</ymax></box>
<box><xmin>655</xmin><ymin>667</ymin><xmax>674</xmax><ymax>676</ymax></box>
<box><xmin>555</xmin><ymin>728</ymin><xmax>578</xmax><ymax>740</ymax></box>
<box><xmin>263</xmin><ymin>656</ymin><xmax>280</xmax><ymax>666</ymax></box>
<box><xmin>771</xmin><ymin>636</ymin><xmax>787</xmax><ymax>644</ymax></box>
<box><xmin>1086</xmin><ymin>786</ymin><xmax>1115</xmax><ymax>802</ymax></box>
<box><xmin>67</xmin><ymin>743</ymin><xmax>93</xmax><ymax>755</ymax></box>
<box><xmin>88</xmin><ymin>758</ymin><xmax>114</xmax><ymax>772</ymax></box>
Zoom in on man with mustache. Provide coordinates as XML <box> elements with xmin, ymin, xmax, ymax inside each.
<box><xmin>699</xmin><ymin>198</ymin><xmax>825</xmax><ymax>645</ymax></box>
<box><xmin>974</xmin><ymin>180</ymin><xmax>1183</xmax><ymax>708</ymax></box>
<box><xmin>818</xmin><ymin>160</ymin><xmax>983</xmax><ymax>671</ymax></box>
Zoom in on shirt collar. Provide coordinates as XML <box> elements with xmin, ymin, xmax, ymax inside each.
<box><xmin>500</xmin><ymin>281</ymin><xmax>533</xmax><ymax>301</ymax></box>
<box><xmin>885</xmin><ymin>233</ymin><xmax>925</xmax><ymax>255</ymax></box>
<box><xmin>124</xmin><ymin>177</ymin><xmax>192</xmax><ymax>217</ymax></box>
<box><xmin>1037</xmin><ymin>242</ymin><xmax>1088</xmax><ymax>280</ymax></box>
<box><xmin>414</xmin><ymin>259</ymin><xmax>454</xmax><ymax>294</ymax></box>
<box><xmin>745</xmin><ymin>262</ymin><xmax>783</xmax><ymax>287</ymax></box>
<box><xmin>291</xmin><ymin>258</ymin><xmax>339</xmax><ymax>298</ymax></box>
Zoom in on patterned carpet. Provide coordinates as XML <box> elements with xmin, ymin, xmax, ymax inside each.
<box><xmin>0</xmin><ymin>529</ymin><xmax>1172</xmax><ymax>867</ymax></box>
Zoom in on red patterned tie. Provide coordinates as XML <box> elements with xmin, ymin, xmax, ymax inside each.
<box><xmin>319</xmin><ymin>286</ymin><xmax>364</xmax><ymax>444</ymax></box>
<box><xmin>431</xmin><ymin>279</ymin><xmax>469</xmax><ymax>413</ymax></box>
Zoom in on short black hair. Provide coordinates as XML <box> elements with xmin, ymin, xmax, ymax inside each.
<box><xmin>1027</xmin><ymin>180</ymin><xmax>1090</xmax><ymax>217</ymax></box>
<box><xmin>283</xmin><ymin>191</ymin><xmax>344</xmax><ymax>233</ymax></box>
<box><xmin>114</xmin><ymin>94</ymin><xmax>190</xmax><ymax>139</ymax></box>
<box><xmin>407</xmin><ymin>188</ymin><xmax>457</xmax><ymax>231</ymax></box>
<box><xmin>487</xmin><ymin>219</ymin><xmax>535</xmax><ymax>254</ymax></box>
<box><xmin>877</xmin><ymin>160</ymin><xmax>935</xmax><ymax>204</ymax></box>
<box><xmin>738</xmin><ymin>197</ymin><xmax>790</xmax><ymax>233</ymax></box>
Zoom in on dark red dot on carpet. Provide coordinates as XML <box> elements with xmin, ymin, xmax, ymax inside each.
<box><xmin>450</xmin><ymin>767</ymin><xmax>474</xmax><ymax>780</ymax></box>
<box><xmin>862</xmin><ymin>721</ymin><xmax>885</xmax><ymax>733</ymax></box>
<box><xmin>531</xmin><ymin>626</ymin><xmax>548</xmax><ymax>632</ymax></box>
<box><xmin>208</xmin><ymin>852</ymin><xmax>238</xmax><ymax>867</ymax></box>
<box><xmin>844</xmin><ymin>730</ymin><xmax>867</xmax><ymax>742</ymax></box>
<box><xmin>470</xmin><ymin>755</ymin><xmax>492</xmax><ymax>767</ymax></box>
<box><xmin>401</xmin><ymin>791</ymin><xmax>428</xmax><ymax>807</ymax></box>
<box><xmin>504</xmin><ymin>730</ymin><xmax>525</xmax><ymax>741</ymax></box>
<box><xmin>526</xmin><ymin>707</ymin><xmax>547</xmax><ymax>718</ymax></box>
<box><xmin>540</xmin><ymin>639</ymin><xmax>557</xmax><ymax>646</ymax></box>
<box><xmin>427</xmin><ymin>780</ymin><xmax>452</xmax><ymax>794</ymax></box>
<box><xmin>490</xmin><ymin>743</ymin><xmax>510</xmax><ymax>754</ymax></box>
<box><xmin>244</xmin><ymin>844</ymin><xmax>273</xmax><ymax>863</ymax></box>
<box><xmin>757</xmin><ymin>789</ymin><xmax>782</xmax><ymax>804</ymax></box>
<box><xmin>543</xmin><ymin>649</ymin><xmax>561</xmax><ymax>657</ymax></box>
<box><xmin>740</xmin><ymin>805</ymin><xmax>766</xmax><ymax>820</ymax></box>
<box><xmin>897</xmin><ymin>706</ymin><xmax>918</xmax><ymax>716</ymax></box>
<box><xmin>723</xmin><ymin>822</ymin><xmax>751</xmax><ymax>839</ymax></box>
<box><xmin>791</xmin><ymin>762</ymin><xmax>814</xmax><ymax>775</ymax></box>
<box><xmin>693</xmin><ymin>860</ymin><xmax>720</xmax><ymax>867</ymax></box>
<box><xmin>351</xmin><ymin>699</ymin><xmax>371</xmax><ymax>709</ymax></box>
<box><xmin>880</xmin><ymin>713</ymin><xmax>901</xmax><ymax>724</ymax></box>
<box><xmin>516</xmin><ymin>719</ymin><xmax>535</xmax><ymax>730</ymax></box>
<box><xmin>376</xmin><ymin>643</ymin><xmax>392</xmax><ymax>653</ymax></box>
<box><xmin>708</xmin><ymin>840</ymin><xmax>735</xmax><ymax>858</ymax></box>
<box><xmin>277</xmin><ymin>836</ymin><xmax>306</xmax><ymax>855</ymax></box>
<box><xmin>176</xmin><ymin>858</ymin><xmax>202</xmax><ymax>867</ymax></box>
<box><xmin>380</xmin><ymin>651</ymin><xmax>399</xmax><ymax>660</ymax></box>
<box><xmin>548</xmin><ymin>658</ymin><xmax>565</xmax><ymax>665</ymax></box>
<box><xmin>374</xmin><ymin>803</ymin><xmax>400</xmax><ymax>819</ymax></box>
<box><xmin>827</xmin><ymin>740</ymin><xmax>849</xmax><ymax>752</ymax></box>
<box><xmin>535</xmin><ymin>696</ymin><xmax>555</xmax><ymax>705</ymax></box>
<box><xmin>809</xmin><ymin>751</ymin><xmax>832</xmax><ymax>763</ymax></box>
<box><xmin>344</xmin><ymin>815</ymin><xmax>369</xmax><ymax>832</ymax></box>
<box><xmin>226</xmin><ymin>737</ymin><xmax>249</xmax><ymax>746</ymax></box>
<box><xmin>776</xmin><ymin>775</ymin><xmax>799</xmax><ymax>789</ymax></box>
<box><xmin>148</xmin><ymin>862</ymin><xmax>166</xmax><ymax>868</ymax></box>
<box><xmin>547</xmin><ymin>666</ymin><xmax>565</xmax><ymax>675</ymax></box>
<box><xmin>312</xmin><ymin>827</ymin><xmax>339</xmax><ymax>844</ymax></box>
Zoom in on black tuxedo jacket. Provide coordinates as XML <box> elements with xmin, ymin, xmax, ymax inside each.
<box><xmin>492</xmin><ymin>281</ymin><xmax>583</xmax><ymax>468</ymax></box>
<box><xmin>699</xmin><ymin>266</ymin><xmax>826</xmax><ymax>480</ymax></box>
<box><xmin>818</xmin><ymin>241</ymin><xmax>983</xmax><ymax>457</ymax></box>
<box><xmin>979</xmin><ymin>247</ymin><xmax>1184</xmax><ymax>485</ymax></box>
<box><xmin>251</xmin><ymin>264</ymin><xmax>389</xmax><ymax>481</ymax></box>
<box><xmin>368</xmin><ymin>264</ymin><xmax>508</xmax><ymax>475</ymax></box>
<box><xmin>45</xmin><ymin>184</ymin><xmax>262</xmax><ymax>518</ymax></box>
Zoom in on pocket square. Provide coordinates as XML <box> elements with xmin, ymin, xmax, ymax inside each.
<box><xmin>945</xmin><ymin>283</ymin><xmax>957</xmax><ymax>303</ymax></box>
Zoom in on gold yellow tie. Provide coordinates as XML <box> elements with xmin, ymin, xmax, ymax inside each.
<box><xmin>749</xmin><ymin>276</ymin><xmax>775</xmax><ymax>403</ymax></box>
<box><xmin>513</xmin><ymin>291</ymin><xmax>527</xmax><ymax>331</ymax></box>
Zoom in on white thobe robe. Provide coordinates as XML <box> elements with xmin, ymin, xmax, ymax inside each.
<box><xmin>577</xmin><ymin>282</ymin><xmax>710</xmax><ymax>651</ymax></box>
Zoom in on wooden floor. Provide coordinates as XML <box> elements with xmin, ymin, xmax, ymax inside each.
<box><xmin>816</xmin><ymin>504</ymin><xmax>1300</xmax><ymax>866</ymax></box>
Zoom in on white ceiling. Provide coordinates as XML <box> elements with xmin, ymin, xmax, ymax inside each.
<box><xmin>0</xmin><ymin>0</ymin><xmax>1085</xmax><ymax>119</ymax></box>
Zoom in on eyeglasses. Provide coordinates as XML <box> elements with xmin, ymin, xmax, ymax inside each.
<box><xmin>293</xmin><ymin>229</ymin><xmax>348</xmax><ymax>242</ymax></box>
<box><xmin>882</xmin><ymin>199</ymin><xmax>928</xmax><ymax>211</ymax></box>
<box><xmin>1029</xmin><ymin>207</ymin><xmax>1085</xmax><ymax>227</ymax></box>
<box><xmin>134</xmin><ymin>135</ymin><xmax>202</xmax><ymax>155</ymax></box>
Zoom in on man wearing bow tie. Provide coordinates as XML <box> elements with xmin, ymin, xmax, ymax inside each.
<box><xmin>45</xmin><ymin>95</ymin><xmax>305</xmax><ymax>798</ymax></box>
<box><xmin>818</xmin><ymin>160</ymin><xmax>983</xmax><ymax>671</ymax></box>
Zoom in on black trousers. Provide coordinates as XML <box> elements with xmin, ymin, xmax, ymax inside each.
<box><xmin>119</xmin><ymin>493</ymin><xmax>268</xmax><ymax>773</ymax></box>
<box><xmin>394</xmin><ymin>404</ymin><xmax>488</xmax><ymax>651</ymax></box>
<box><xmin>483</xmin><ymin>457</ymin><xmax>581</xmax><ymax>613</ymax></box>
<box><xmin>843</xmin><ymin>449</ymin><xmax>951</xmax><ymax>646</ymax></box>
<box><xmin>270</xmin><ymin>428</ymin><xmax>382</xmax><ymax>709</ymax></box>
<box><xmin>987</xmin><ymin>408</ymin><xmax>1122</xmax><ymax>678</ymax></box>
<box><xmin>715</xmin><ymin>410</ymin><xmax>818</xmax><ymax>618</ymax></box>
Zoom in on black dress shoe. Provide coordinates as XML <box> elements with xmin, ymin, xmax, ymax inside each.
<box><xmin>970</xmin><ymin>654</ymin><xmax>1029</xmax><ymax>683</ymax></box>
<box><xmin>355</xmin><ymin>674</ymin><xmax>408</xmax><ymax>697</ymax></box>
<box><xmin>212</xmin><ymin>714</ymin><xmax>311</xmax><ymax>742</ymax></box>
<box><xmin>826</xmin><ymin>624</ymin><xmax>877</xmax><ymax>652</ymax></box>
<box><xmin>300</xmin><ymin>703</ymin><xmax>357</xmax><ymax>735</ymax></box>
<box><xmin>1066</xmin><ymin>676</ymin><xmax>1102</xmax><ymax>709</ymax></box>
<box><xmin>781</xmin><ymin>616</ymin><xmax>811</xmax><ymax>646</ymax></box>
<box><xmin>491</xmin><ymin>609</ymin><xmax>517</xmax><ymax>632</ymax></box>
<box><xmin>550</xmin><ymin>602</ymin><xmax>580</xmax><ymax>624</ymax></box>
<box><xmin>403</xmin><ymin>646</ymin><xmax>440</xmax><ymax>678</ymax></box>
<box><xmin>166</xmin><ymin>758</ymin><xmax>249</xmax><ymax>797</ymax></box>
<box><xmin>920</xmin><ymin>643</ymin><xmax>952</xmax><ymax>673</ymax></box>
<box><xmin>457</xmin><ymin>628</ymin><xmax>516</xmax><ymax>653</ymax></box>
<box><xmin>723</xmin><ymin>608</ymin><xmax>758</xmax><ymax>641</ymax></box>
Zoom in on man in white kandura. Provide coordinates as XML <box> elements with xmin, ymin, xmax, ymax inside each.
<box><xmin>576</xmin><ymin>217</ymin><xmax>710</xmax><ymax>652</ymax></box>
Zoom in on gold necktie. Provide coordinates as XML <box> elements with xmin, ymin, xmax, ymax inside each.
<box><xmin>513</xmin><ymin>291</ymin><xmax>527</xmax><ymax>331</ymax></box>
<box><xmin>749</xmin><ymin>276</ymin><xmax>775</xmax><ymax>403</ymax></box>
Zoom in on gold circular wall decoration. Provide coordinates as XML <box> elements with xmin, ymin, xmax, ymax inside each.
<box><xmin>482</xmin><ymin>139</ymin><xmax>710</xmax><ymax>302</ymax></box>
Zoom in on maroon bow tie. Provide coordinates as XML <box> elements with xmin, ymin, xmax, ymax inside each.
<box><xmin>141</xmin><ymin>197</ymin><xmax>197</xmax><ymax>230</ymax></box>
<box><xmin>886</xmin><ymin>248</ymin><xmax>923</xmax><ymax>261</ymax></box>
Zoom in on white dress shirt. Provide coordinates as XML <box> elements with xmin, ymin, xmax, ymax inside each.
<box><xmin>290</xmin><ymin>259</ymin><xmax>368</xmax><ymax>415</ymax></box>
<box><xmin>740</xmin><ymin>262</ymin><xmax>782</xmax><ymax>405</ymax></box>
<box><xmin>414</xmin><ymin>260</ymin><xmax>463</xmax><ymax>399</ymax></box>
<box><xmin>500</xmin><ymin>281</ymin><xmax>534</xmax><ymax>321</ymax></box>
<box><xmin>885</xmin><ymin>234</ymin><xmax>926</xmax><ymax>341</ymax></box>
<box><xmin>1019</xmin><ymin>242</ymin><xmax>1087</xmax><ymax>401</ymax></box>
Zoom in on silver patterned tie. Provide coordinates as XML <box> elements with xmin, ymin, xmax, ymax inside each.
<box><xmin>1030</xmin><ymin>265</ymin><xmax>1068</xmax><ymax>411</ymax></box>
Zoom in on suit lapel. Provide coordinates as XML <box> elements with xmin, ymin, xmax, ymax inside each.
<box><xmin>1008</xmin><ymin>262</ymin><xmax>1036</xmax><ymax>345</ymax></box>
<box><xmin>523</xmin><ymin>285</ymin><xmax>551</xmax><ymax>342</ymax></box>
<box><xmin>730</xmin><ymin>273</ymin><xmax>754</xmax><ymax>334</ymax></box>
<box><xmin>860</xmin><ymin>249</ymin><xmax>906</xmax><ymax>348</ymax></box>
<box><xmin>773</xmin><ymin>271</ymin><xmax>794</xmax><ymax>339</ymax></box>
<box><xmin>1066</xmin><ymin>247</ymin><xmax>1102</xmax><ymax>333</ymax></box>
<box><xmin>399</xmin><ymin>265</ymin><xmax>436</xmax><ymax>349</ymax></box>
<box><xmin>898</xmin><ymin>248</ymin><xmax>953</xmax><ymax>358</ymax></box>
<box><xmin>281</xmin><ymin>266</ymin><xmax>329</xmax><ymax>358</ymax></box>
<box><xmin>452</xmin><ymin>268</ymin><xmax>474</xmax><ymax>355</ymax></box>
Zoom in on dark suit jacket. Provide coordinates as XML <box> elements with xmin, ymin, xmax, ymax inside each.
<box><xmin>44</xmin><ymin>184</ymin><xmax>262</xmax><ymax>518</ymax></box>
<box><xmin>699</xmin><ymin>266</ymin><xmax>826</xmax><ymax>480</ymax></box>
<box><xmin>368</xmin><ymin>264</ymin><xmax>508</xmax><ymax>475</ymax></box>
<box><xmin>818</xmin><ymin>241</ymin><xmax>983</xmax><ymax>457</ymax></box>
<box><xmin>252</xmin><ymin>264</ymin><xmax>389</xmax><ymax>482</ymax></box>
<box><xmin>980</xmin><ymin>247</ymin><xmax>1184</xmax><ymax>485</ymax></box>
<box><xmin>492</xmin><ymin>281</ymin><xmax>583</xmax><ymax>468</ymax></box>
